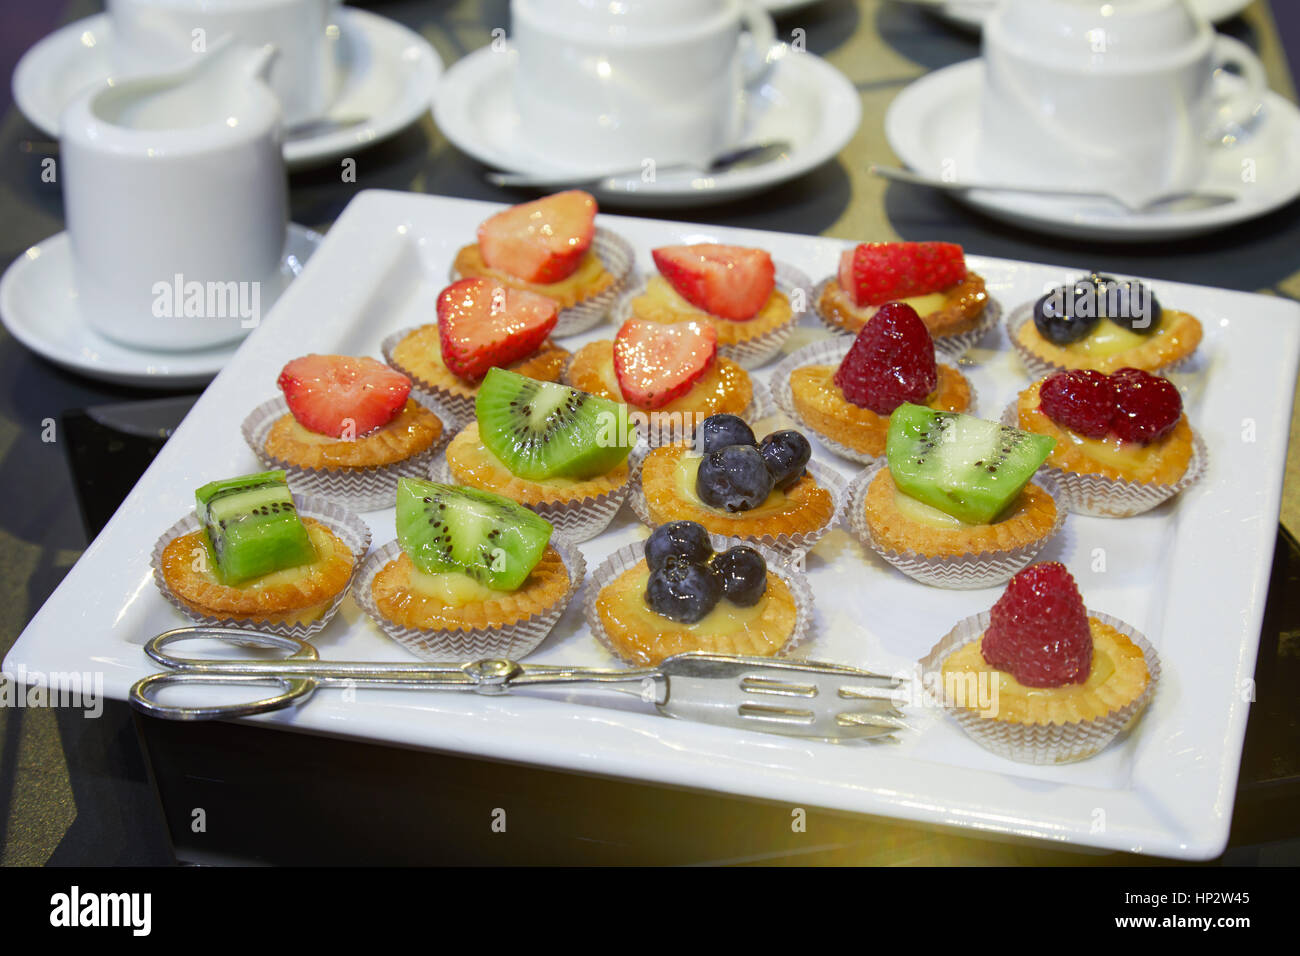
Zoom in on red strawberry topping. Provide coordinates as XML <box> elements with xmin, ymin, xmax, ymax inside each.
<box><xmin>981</xmin><ymin>562</ymin><xmax>1092</xmax><ymax>688</ymax></box>
<box><xmin>832</xmin><ymin>302</ymin><xmax>938</xmax><ymax>415</ymax></box>
<box><xmin>1037</xmin><ymin>367</ymin><xmax>1182</xmax><ymax>445</ymax></box>
<box><xmin>613</xmin><ymin>318</ymin><xmax>717</xmax><ymax>410</ymax></box>
<box><xmin>277</xmin><ymin>354</ymin><xmax>411</xmax><ymax>438</ymax></box>
<box><xmin>652</xmin><ymin>244</ymin><xmax>776</xmax><ymax>320</ymax></box>
<box><xmin>837</xmin><ymin>241</ymin><xmax>967</xmax><ymax>308</ymax></box>
<box><xmin>1037</xmin><ymin>369</ymin><xmax>1116</xmax><ymax>439</ymax></box>
<box><xmin>436</xmin><ymin>277</ymin><xmax>559</xmax><ymax>382</ymax></box>
<box><xmin>477</xmin><ymin>190</ymin><xmax>597</xmax><ymax>283</ymax></box>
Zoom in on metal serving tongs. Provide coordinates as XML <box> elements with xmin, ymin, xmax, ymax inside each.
<box><xmin>130</xmin><ymin>627</ymin><xmax>909</xmax><ymax>741</ymax></box>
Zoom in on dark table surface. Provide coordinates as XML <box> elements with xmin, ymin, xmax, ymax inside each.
<box><xmin>1</xmin><ymin>0</ymin><xmax>1298</xmax><ymax>865</ymax></box>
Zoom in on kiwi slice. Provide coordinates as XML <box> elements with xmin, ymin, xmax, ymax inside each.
<box><xmin>886</xmin><ymin>405</ymin><xmax>1055</xmax><ymax>525</ymax></box>
<box><xmin>194</xmin><ymin>470</ymin><xmax>317</xmax><ymax>585</ymax></box>
<box><xmin>395</xmin><ymin>478</ymin><xmax>553</xmax><ymax>591</ymax></box>
<box><xmin>475</xmin><ymin>367</ymin><xmax>636</xmax><ymax>481</ymax></box>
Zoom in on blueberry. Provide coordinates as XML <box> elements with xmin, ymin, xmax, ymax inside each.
<box><xmin>696</xmin><ymin>445</ymin><xmax>774</xmax><ymax>512</ymax></box>
<box><xmin>711</xmin><ymin>546</ymin><xmax>767</xmax><ymax>607</ymax></box>
<box><xmin>645</xmin><ymin>555</ymin><xmax>722</xmax><ymax>623</ymax></box>
<box><xmin>758</xmin><ymin>430</ymin><xmax>812</xmax><ymax>490</ymax></box>
<box><xmin>645</xmin><ymin>520</ymin><xmax>713</xmax><ymax>572</ymax></box>
<box><xmin>1032</xmin><ymin>284</ymin><xmax>1101</xmax><ymax>345</ymax></box>
<box><xmin>699</xmin><ymin>414</ymin><xmax>757</xmax><ymax>454</ymax></box>
<box><xmin>1102</xmin><ymin>280</ymin><xmax>1162</xmax><ymax>334</ymax></box>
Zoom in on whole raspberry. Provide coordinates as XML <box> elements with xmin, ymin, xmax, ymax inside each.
<box><xmin>1038</xmin><ymin>369</ymin><xmax>1115</xmax><ymax>438</ymax></box>
<box><xmin>1110</xmin><ymin>367</ymin><xmax>1182</xmax><ymax>444</ymax></box>
<box><xmin>981</xmin><ymin>562</ymin><xmax>1092</xmax><ymax>688</ymax></box>
<box><xmin>833</xmin><ymin>302</ymin><xmax>938</xmax><ymax>415</ymax></box>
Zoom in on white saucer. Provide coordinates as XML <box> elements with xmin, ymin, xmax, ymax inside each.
<box><xmin>922</xmin><ymin>0</ymin><xmax>1252</xmax><ymax>31</ymax></box>
<box><xmin>0</xmin><ymin>224</ymin><xmax>322</xmax><ymax>389</ymax></box>
<box><xmin>432</xmin><ymin>43</ymin><xmax>861</xmax><ymax>208</ymax></box>
<box><xmin>11</xmin><ymin>9</ymin><xmax>442</xmax><ymax>169</ymax></box>
<box><xmin>885</xmin><ymin>59</ymin><xmax>1300</xmax><ymax>242</ymax></box>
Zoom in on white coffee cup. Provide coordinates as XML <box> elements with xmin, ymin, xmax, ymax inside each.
<box><xmin>978</xmin><ymin>0</ymin><xmax>1267</xmax><ymax>205</ymax></box>
<box><xmin>60</xmin><ymin>43</ymin><xmax>289</xmax><ymax>352</ymax></box>
<box><xmin>510</xmin><ymin>0</ymin><xmax>776</xmax><ymax>172</ymax></box>
<box><xmin>106</xmin><ymin>0</ymin><xmax>339</xmax><ymax>126</ymax></box>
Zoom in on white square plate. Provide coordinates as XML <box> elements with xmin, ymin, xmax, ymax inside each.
<box><xmin>10</xmin><ymin>191</ymin><xmax>1298</xmax><ymax>859</ymax></box>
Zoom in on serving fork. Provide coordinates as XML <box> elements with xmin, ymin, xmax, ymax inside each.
<box><xmin>130</xmin><ymin>627</ymin><xmax>908</xmax><ymax>740</ymax></box>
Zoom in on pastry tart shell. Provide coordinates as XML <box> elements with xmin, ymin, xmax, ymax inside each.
<box><xmin>1008</xmin><ymin>303</ymin><xmax>1203</xmax><ymax>376</ymax></box>
<box><xmin>920</xmin><ymin>610</ymin><xmax>1160</xmax><ymax>764</ymax></box>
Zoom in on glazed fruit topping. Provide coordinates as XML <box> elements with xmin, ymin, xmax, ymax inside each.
<box><xmin>436</xmin><ymin>277</ymin><xmax>559</xmax><ymax>382</ymax></box>
<box><xmin>645</xmin><ymin>555</ymin><xmax>723</xmax><ymax>624</ymax></box>
<box><xmin>613</xmin><ymin>318</ymin><xmax>717</xmax><ymax>409</ymax></box>
<box><xmin>710</xmin><ymin>546</ymin><xmax>767</xmax><ymax>607</ymax></box>
<box><xmin>980</xmin><ymin>562</ymin><xmax>1092</xmax><ymax>688</ymax></box>
<box><xmin>758</xmin><ymin>430</ymin><xmax>812</xmax><ymax>490</ymax></box>
<box><xmin>645</xmin><ymin>520</ymin><xmax>714</xmax><ymax>573</ymax></box>
<box><xmin>278</xmin><ymin>354</ymin><xmax>411</xmax><ymax>438</ymax></box>
<box><xmin>1032</xmin><ymin>273</ymin><xmax>1162</xmax><ymax>345</ymax></box>
<box><xmin>1038</xmin><ymin>368</ymin><xmax>1181</xmax><ymax>445</ymax></box>
<box><xmin>699</xmin><ymin>413</ymin><xmax>756</xmax><ymax>453</ymax></box>
<box><xmin>696</xmin><ymin>444</ymin><xmax>774</xmax><ymax>512</ymax></box>
<box><xmin>477</xmin><ymin>190</ymin><xmax>597</xmax><ymax>283</ymax></box>
<box><xmin>195</xmin><ymin>470</ymin><xmax>317</xmax><ymax>585</ymax></box>
<box><xmin>837</xmin><ymin>241</ymin><xmax>966</xmax><ymax>308</ymax></box>
<box><xmin>833</xmin><ymin>302</ymin><xmax>938</xmax><ymax>415</ymax></box>
<box><xmin>652</xmin><ymin>244</ymin><xmax>776</xmax><ymax>320</ymax></box>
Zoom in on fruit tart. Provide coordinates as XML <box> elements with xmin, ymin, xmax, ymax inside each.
<box><xmin>451</xmin><ymin>190</ymin><xmax>633</xmax><ymax>335</ymax></box>
<box><xmin>816</xmin><ymin>242</ymin><xmax>995</xmax><ymax>356</ymax></box>
<box><xmin>439</xmin><ymin>367</ymin><xmax>638</xmax><ymax>541</ymax></box>
<box><xmin>383</xmin><ymin>276</ymin><xmax>571</xmax><ymax>425</ymax></box>
<box><xmin>242</xmin><ymin>354</ymin><xmax>447</xmax><ymax>511</ymax></box>
<box><xmin>586</xmin><ymin>520</ymin><xmax>811</xmax><ymax>666</ymax></box>
<box><xmin>564</xmin><ymin>317</ymin><xmax>756</xmax><ymax>445</ymax></box>
<box><xmin>1012</xmin><ymin>367</ymin><xmax>1206</xmax><ymax>517</ymax></box>
<box><xmin>622</xmin><ymin>243</ymin><xmax>805</xmax><ymax>367</ymax></box>
<box><xmin>849</xmin><ymin>405</ymin><xmax>1062</xmax><ymax>589</ymax></box>
<box><xmin>1012</xmin><ymin>274</ymin><xmax>1202</xmax><ymax>375</ymax></box>
<box><xmin>632</xmin><ymin>414</ymin><xmax>844</xmax><ymax>554</ymax></box>
<box><xmin>920</xmin><ymin>562</ymin><xmax>1160</xmax><ymax>764</ymax></box>
<box><xmin>777</xmin><ymin>302</ymin><xmax>974</xmax><ymax>462</ymax></box>
<box><xmin>354</xmin><ymin>479</ymin><xmax>583</xmax><ymax>660</ymax></box>
<box><xmin>153</xmin><ymin>470</ymin><xmax>370</xmax><ymax>635</ymax></box>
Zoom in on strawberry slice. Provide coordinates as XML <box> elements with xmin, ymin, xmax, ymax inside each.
<box><xmin>436</xmin><ymin>277</ymin><xmax>558</xmax><ymax>382</ymax></box>
<box><xmin>837</xmin><ymin>241</ymin><xmax>967</xmax><ymax>307</ymax></box>
<box><xmin>277</xmin><ymin>354</ymin><xmax>411</xmax><ymax>438</ymax></box>
<box><xmin>477</xmin><ymin>190</ymin><xmax>597</xmax><ymax>284</ymax></box>
<box><xmin>981</xmin><ymin>562</ymin><xmax>1093</xmax><ymax>688</ymax></box>
<box><xmin>651</xmin><ymin>244</ymin><xmax>776</xmax><ymax>320</ymax></box>
<box><xmin>613</xmin><ymin>318</ymin><xmax>717</xmax><ymax>410</ymax></box>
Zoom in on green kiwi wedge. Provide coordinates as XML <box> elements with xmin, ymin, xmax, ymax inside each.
<box><xmin>395</xmin><ymin>478</ymin><xmax>553</xmax><ymax>591</ymax></box>
<box><xmin>886</xmin><ymin>405</ymin><xmax>1055</xmax><ymax>525</ymax></box>
<box><xmin>194</xmin><ymin>470</ymin><xmax>317</xmax><ymax>585</ymax></box>
<box><xmin>475</xmin><ymin>367</ymin><xmax>636</xmax><ymax>481</ymax></box>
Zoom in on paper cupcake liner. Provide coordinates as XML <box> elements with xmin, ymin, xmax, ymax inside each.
<box><xmin>380</xmin><ymin>328</ymin><xmax>478</xmax><ymax>429</ymax></box>
<box><xmin>811</xmin><ymin>275</ymin><xmax>1000</xmax><ymax>359</ymax></box>
<box><xmin>846</xmin><ymin>461</ymin><xmax>1066</xmax><ymax>589</ymax></box>
<box><xmin>151</xmin><ymin>494</ymin><xmax>372</xmax><ymax>639</ymax></box>
<box><xmin>1006</xmin><ymin>303</ymin><xmax>1196</xmax><ymax>379</ymax></box>
<box><xmin>612</xmin><ymin>260</ymin><xmax>813</xmax><ymax>369</ymax></box>
<box><xmin>628</xmin><ymin>452</ymin><xmax>849</xmax><ymax>558</ymax></box>
<box><xmin>429</xmin><ymin>446</ymin><xmax>632</xmax><ymax>543</ymax></box>
<box><xmin>583</xmin><ymin>534</ymin><xmax>815</xmax><ymax>665</ymax></box>
<box><xmin>241</xmin><ymin>393</ymin><xmax>453</xmax><ymax>513</ymax></box>
<box><xmin>353</xmin><ymin>538</ymin><xmax>586</xmax><ymax>661</ymax></box>
<box><xmin>999</xmin><ymin>402</ymin><xmax>1209</xmax><ymax>518</ymax></box>
<box><xmin>449</xmin><ymin>228</ymin><xmax>636</xmax><ymax>337</ymax></box>
<box><xmin>918</xmin><ymin>610</ymin><xmax>1161</xmax><ymax>764</ymax></box>
<box><xmin>769</xmin><ymin>337</ymin><xmax>980</xmax><ymax>466</ymax></box>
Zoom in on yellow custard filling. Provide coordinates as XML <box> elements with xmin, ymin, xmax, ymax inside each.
<box><xmin>405</xmin><ymin>567</ymin><xmax>500</xmax><ymax>607</ymax></box>
<box><xmin>674</xmin><ymin>454</ymin><xmax>790</xmax><ymax>516</ymax></box>
<box><xmin>892</xmin><ymin>490</ymin><xmax>973</xmax><ymax>529</ymax></box>
<box><xmin>1072</xmin><ymin>321</ymin><xmax>1151</xmax><ymax>358</ymax></box>
<box><xmin>855</xmin><ymin>290</ymin><xmax>950</xmax><ymax>319</ymax></box>
<box><xmin>614</xmin><ymin>568</ymin><xmax>773</xmax><ymax>636</ymax></box>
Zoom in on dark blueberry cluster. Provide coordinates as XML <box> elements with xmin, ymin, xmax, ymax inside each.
<box><xmin>643</xmin><ymin>520</ymin><xmax>768</xmax><ymax>623</ymax></box>
<box><xmin>1032</xmin><ymin>274</ymin><xmax>1162</xmax><ymax>346</ymax></box>
<box><xmin>694</xmin><ymin>415</ymin><xmax>812</xmax><ymax>513</ymax></box>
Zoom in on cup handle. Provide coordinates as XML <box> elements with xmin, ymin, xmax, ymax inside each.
<box><xmin>1206</xmin><ymin>34</ymin><xmax>1267</xmax><ymax>142</ymax></box>
<box><xmin>739</xmin><ymin>0</ymin><xmax>777</xmax><ymax>86</ymax></box>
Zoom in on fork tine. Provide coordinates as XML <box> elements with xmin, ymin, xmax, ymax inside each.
<box><xmin>836</xmin><ymin>711</ymin><xmax>913</xmax><ymax>732</ymax></box>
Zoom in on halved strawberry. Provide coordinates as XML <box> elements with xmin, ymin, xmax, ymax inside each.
<box><xmin>477</xmin><ymin>190</ymin><xmax>597</xmax><ymax>284</ymax></box>
<box><xmin>651</xmin><ymin>244</ymin><xmax>776</xmax><ymax>320</ymax></box>
<box><xmin>613</xmin><ymin>318</ymin><xmax>717</xmax><ymax>410</ymax></box>
<box><xmin>277</xmin><ymin>354</ymin><xmax>411</xmax><ymax>438</ymax></box>
<box><xmin>436</xmin><ymin>277</ymin><xmax>559</xmax><ymax>382</ymax></box>
<box><xmin>837</xmin><ymin>241</ymin><xmax>966</xmax><ymax>307</ymax></box>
